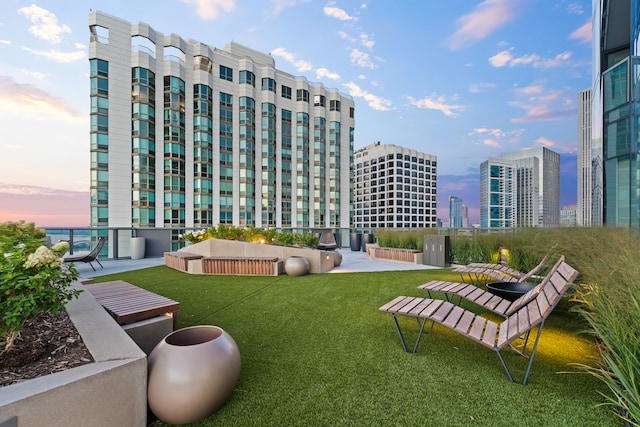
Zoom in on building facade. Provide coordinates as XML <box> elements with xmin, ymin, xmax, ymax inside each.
<box><xmin>503</xmin><ymin>147</ymin><xmax>560</xmax><ymax>227</ymax></box>
<box><xmin>88</xmin><ymin>11</ymin><xmax>355</xmax><ymax>246</ymax></box>
<box><xmin>592</xmin><ymin>0</ymin><xmax>640</xmax><ymax>226</ymax></box>
<box><xmin>353</xmin><ymin>143</ymin><xmax>437</xmax><ymax>229</ymax></box>
<box><xmin>449</xmin><ymin>196</ymin><xmax>463</xmax><ymax>228</ymax></box>
<box><xmin>560</xmin><ymin>205</ymin><xmax>577</xmax><ymax>227</ymax></box>
<box><xmin>577</xmin><ymin>88</ymin><xmax>592</xmax><ymax>226</ymax></box>
<box><xmin>480</xmin><ymin>147</ymin><xmax>560</xmax><ymax>228</ymax></box>
<box><xmin>480</xmin><ymin>158</ymin><xmax>515</xmax><ymax>228</ymax></box>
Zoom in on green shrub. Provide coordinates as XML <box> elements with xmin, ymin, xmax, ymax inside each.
<box><xmin>0</xmin><ymin>221</ymin><xmax>81</xmax><ymax>355</ymax></box>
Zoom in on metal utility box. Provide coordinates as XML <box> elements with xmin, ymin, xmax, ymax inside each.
<box><xmin>423</xmin><ymin>235</ymin><xmax>451</xmax><ymax>267</ymax></box>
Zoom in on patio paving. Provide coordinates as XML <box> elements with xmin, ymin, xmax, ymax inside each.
<box><xmin>76</xmin><ymin>248</ymin><xmax>444</xmax><ymax>278</ymax></box>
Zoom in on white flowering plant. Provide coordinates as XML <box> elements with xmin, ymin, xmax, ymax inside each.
<box><xmin>179</xmin><ymin>229</ymin><xmax>208</xmax><ymax>244</ymax></box>
<box><xmin>0</xmin><ymin>221</ymin><xmax>81</xmax><ymax>355</ymax></box>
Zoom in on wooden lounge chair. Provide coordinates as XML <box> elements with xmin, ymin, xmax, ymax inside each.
<box><xmin>63</xmin><ymin>236</ymin><xmax>106</xmax><ymax>271</ymax></box>
<box><xmin>453</xmin><ymin>253</ymin><xmax>550</xmax><ymax>285</ymax></box>
<box><xmin>418</xmin><ymin>256</ymin><xmax>565</xmax><ymax>317</ymax></box>
<box><xmin>379</xmin><ymin>257</ymin><xmax>579</xmax><ymax>385</ymax></box>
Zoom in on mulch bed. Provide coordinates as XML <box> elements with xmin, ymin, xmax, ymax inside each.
<box><xmin>0</xmin><ymin>310</ymin><xmax>94</xmax><ymax>387</ymax></box>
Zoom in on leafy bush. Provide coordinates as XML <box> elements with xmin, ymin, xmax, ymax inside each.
<box><xmin>0</xmin><ymin>221</ymin><xmax>81</xmax><ymax>355</ymax></box>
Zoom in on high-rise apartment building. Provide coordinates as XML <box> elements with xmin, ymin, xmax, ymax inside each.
<box><xmin>503</xmin><ymin>147</ymin><xmax>560</xmax><ymax>227</ymax></box>
<box><xmin>353</xmin><ymin>143</ymin><xmax>437</xmax><ymax>229</ymax></box>
<box><xmin>480</xmin><ymin>158</ymin><xmax>515</xmax><ymax>228</ymax></box>
<box><xmin>449</xmin><ymin>196</ymin><xmax>463</xmax><ymax>228</ymax></box>
<box><xmin>592</xmin><ymin>1</ymin><xmax>640</xmax><ymax>226</ymax></box>
<box><xmin>577</xmin><ymin>89</ymin><xmax>592</xmax><ymax>226</ymax></box>
<box><xmin>88</xmin><ymin>11</ymin><xmax>355</xmax><ymax>247</ymax></box>
<box><xmin>480</xmin><ymin>147</ymin><xmax>560</xmax><ymax>228</ymax></box>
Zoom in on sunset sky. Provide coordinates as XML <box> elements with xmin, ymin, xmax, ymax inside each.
<box><xmin>0</xmin><ymin>0</ymin><xmax>591</xmax><ymax>227</ymax></box>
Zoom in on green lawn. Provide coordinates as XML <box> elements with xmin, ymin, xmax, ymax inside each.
<box><xmin>95</xmin><ymin>266</ymin><xmax>619</xmax><ymax>426</ymax></box>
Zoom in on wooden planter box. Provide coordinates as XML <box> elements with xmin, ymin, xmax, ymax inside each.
<box><xmin>371</xmin><ymin>247</ymin><xmax>423</xmax><ymax>264</ymax></box>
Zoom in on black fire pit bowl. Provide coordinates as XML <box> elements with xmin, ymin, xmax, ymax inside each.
<box><xmin>486</xmin><ymin>281</ymin><xmax>537</xmax><ymax>302</ymax></box>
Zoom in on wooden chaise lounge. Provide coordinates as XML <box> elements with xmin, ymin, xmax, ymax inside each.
<box><xmin>379</xmin><ymin>257</ymin><xmax>579</xmax><ymax>385</ymax></box>
<box><xmin>417</xmin><ymin>256</ymin><xmax>565</xmax><ymax>317</ymax></box>
<box><xmin>452</xmin><ymin>253</ymin><xmax>550</xmax><ymax>285</ymax></box>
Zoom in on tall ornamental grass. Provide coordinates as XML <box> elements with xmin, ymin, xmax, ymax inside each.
<box><xmin>538</xmin><ymin>227</ymin><xmax>640</xmax><ymax>425</ymax></box>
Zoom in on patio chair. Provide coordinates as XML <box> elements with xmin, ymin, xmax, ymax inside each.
<box><xmin>63</xmin><ymin>236</ymin><xmax>106</xmax><ymax>271</ymax></box>
<box><xmin>418</xmin><ymin>255</ymin><xmax>563</xmax><ymax>318</ymax></box>
<box><xmin>453</xmin><ymin>253</ymin><xmax>550</xmax><ymax>285</ymax></box>
<box><xmin>379</xmin><ymin>257</ymin><xmax>579</xmax><ymax>385</ymax></box>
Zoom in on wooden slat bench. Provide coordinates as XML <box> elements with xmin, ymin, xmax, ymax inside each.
<box><xmin>164</xmin><ymin>251</ymin><xmax>203</xmax><ymax>272</ymax></box>
<box><xmin>372</xmin><ymin>247</ymin><xmax>422</xmax><ymax>263</ymax></box>
<box><xmin>202</xmin><ymin>256</ymin><xmax>281</xmax><ymax>276</ymax></box>
<box><xmin>84</xmin><ymin>280</ymin><xmax>180</xmax><ymax>330</ymax></box>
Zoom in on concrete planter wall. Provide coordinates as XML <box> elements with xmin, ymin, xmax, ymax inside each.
<box><xmin>0</xmin><ymin>282</ymin><xmax>148</xmax><ymax>427</ymax></box>
<box><xmin>178</xmin><ymin>239</ymin><xmax>335</xmax><ymax>274</ymax></box>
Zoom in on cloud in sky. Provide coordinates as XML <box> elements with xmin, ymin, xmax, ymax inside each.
<box><xmin>271</xmin><ymin>0</ymin><xmax>310</xmax><ymax>15</ymax></box>
<box><xmin>21</xmin><ymin>46</ymin><xmax>85</xmax><ymax>63</ymax></box>
<box><xmin>350</xmin><ymin>49</ymin><xmax>375</xmax><ymax>69</ymax></box>
<box><xmin>271</xmin><ymin>47</ymin><xmax>313</xmax><ymax>72</ymax></box>
<box><xmin>470</xmin><ymin>127</ymin><xmax>524</xmax><ymax>147</ymax></box>
<box><xmin>535</xmin><ymin>136</ymin><xmax>556</xmax><ymax>147</ymax></box>
<box><xmin>323</xmin><ymin>4</ymin><xmax>355</xmax><ymax>21</ymax></box>
<box><xmin>489</xmin><ymin>48</ymin><xmax>572</xmax><ymax>69</ymax></box>
<box><xmin>360</xmin><ymin>33</ymin><xmax>374</xmax><ymax>48</ymax></box>
<box><xmin>343</xmin><ymin>81</ymin><xmax>391</xmax><ymax>111</ymax></box>
<box><xmin>179</xmin><ymin>0</ymin><xmax>235</xmax><ymax>20</ymax></box>
<box><xmin>0</xmin><ymin>76</ymin><xmax>83</xmax><ymax>120</ymax></box>
<box><xmin>316</xmin><ymin>67</ymin><xmax>340</xmax><ymax>80</ymax></box>
<box><xmin>18</xmin><ymin>5</ymin><xmax>70</xmax><ymax>43</ymax></box>
<box><xmin>510</xmin><ymin>86</ymin><xmax>575</xmax><ymax>123</ymax></box>
<box><xmin>0</xmin><ymin>40</ymin><xmax>10</xmax><ymax>45</ymax></box>
<box><xmin>446</xmin><ymin>0</ymin><xmax>520</xmax><ymax>50</ymax></box>
<box><xmin>468</xmin><ymin>82</ymin><xmax>496</xmax><ymax>93</ymax></box>
<box><xmin>566</xmin><ymin>1</ymin><xmax>584</xmax><ymax>15</ymax></box>
<box><xmin>569</xmin><ymin>21</ymin><xmax>591</xmax><ymax>44</ymax></box>
<box><xmin>407</xmin><ymin>93</ymin><xmax>464</xmax><ymax>117</ymax></box>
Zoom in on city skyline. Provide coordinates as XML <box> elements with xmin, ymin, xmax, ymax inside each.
<box><xmin>0</xmin><ymin>1</ymin><xmax>590</xmax><ymax>226</ymax></box>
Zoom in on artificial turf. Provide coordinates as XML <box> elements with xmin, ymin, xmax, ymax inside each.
<box><xmin>95</xmin><ymin>266</ymin><xmax>619</xmax><ymax>426</ymax></box>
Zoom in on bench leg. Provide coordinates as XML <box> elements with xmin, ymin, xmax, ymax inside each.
<box><xmin>390</xmin><ymin>314</ymin><xmax>429</xmax><ymax>354</ymax></box>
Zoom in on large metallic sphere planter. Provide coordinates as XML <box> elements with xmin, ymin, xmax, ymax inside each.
<box><xmin>147</xmin><ymin>325</ymin><xmax>241</xmax><ymax>425</ymax></box>
<box><xmin>284</xmin><ymin>256</ymin><xmax>310</xmax><ymax>276</ymax></box>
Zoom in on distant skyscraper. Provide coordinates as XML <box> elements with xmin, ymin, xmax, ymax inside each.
<box><xmin>449</xmin><ymin>196</ymin><xmax>463</xmax><ymax>228</ymax></box>
<box><xmin>480</xmin><ymin>158</ymin><xmax>515</xmax><ymax>228</ymax></box>
<box><xmin>577</xmin><ymin>89</ymin><xmax>592</xmax><ymax>226</ymax></box>
<box><xmin>88</xmin><ymin>11</ymin><xmax>355</xmax><ymax>249</ymax></box>
<box><xmin>560</xmin><ymin>205</ymin><xmax>577</xmax><ymax>227</ymax></box>
<box><xmin>462</xmin><ymin>204</ymin><xmax>469</xmax><ymax>228</ymax></box>
<box><xmin>353</xmin><ymin>143</ymin><xmax>437</xmax><ymax>229</ymax></box>
<box><xmin>503</xmin><ymin>147</ymin><xmax>560</xmax><ymax>227</ymax></box>
<box><xmin>593</xmin><ymin>1</ymin><xmax>640</xmax><ymax>226</ymax></box>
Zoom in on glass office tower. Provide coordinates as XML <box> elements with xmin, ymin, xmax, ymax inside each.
<box><xmin>593</xmin><ymin>0</ymin><xmax>640</xmax><ymax>226</ymax></box>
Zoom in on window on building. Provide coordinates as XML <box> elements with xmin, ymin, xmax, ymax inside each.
<box><xmin>219</xmin><ymin>65</ymin><xmax>233</xmax><ymax>81</ymax></box>
<box><xmin>330</xmin><ymin>100</ymin><xmax>341</xmax><ymax>111</ymax></box>
<box><xmin>313</xmin><ymin>95</ymin><xmax>325</xmax><ymax>107</ymax></box>
<box><xmin>240</xmin><ymin>70</ymin><xmax>255</xmax><ymax>86</ymax></box>
<box><xmin>262</xmin><ymin>77</ymin><xmax>276</xmax><ymax>92</ymax></box>
<box><xmin>297</xmin><ymin>89</ymin><xmax>309</xmax><ymax>102</ymax></box>
<box><xmin>282</xmin><ymin>85</ymin><xmax>292</xmax><ymax>99</ymax></box>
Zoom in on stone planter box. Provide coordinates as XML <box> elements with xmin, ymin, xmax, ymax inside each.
<box><xmin>173</xmin><ymin>239</ymin><xmax>335</xmax><ymax>274</ymax></box>
<box><xmin>370</xmin><ymin>247</ymin><xmax>423</xmax><ymax>264</ymax></box>
<box><xmin>0</xmin><ymin>281</ymin><xmax>148</xmax><ymax>427</ymax></box>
